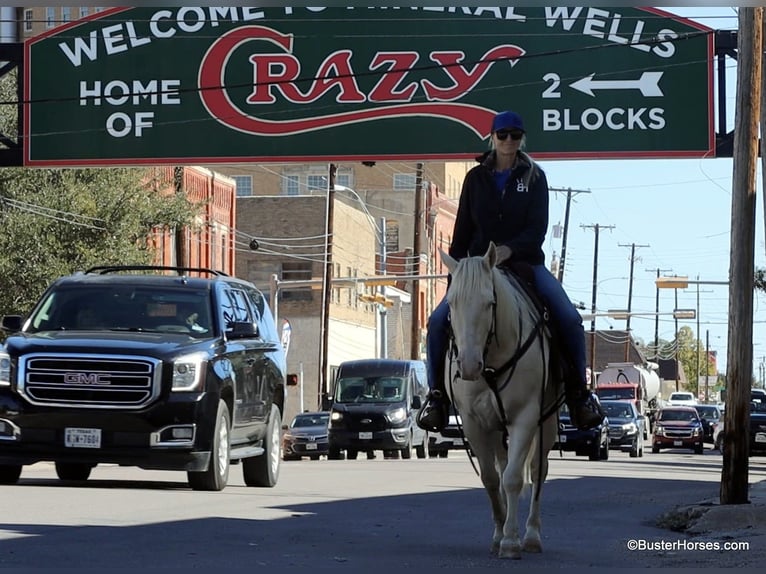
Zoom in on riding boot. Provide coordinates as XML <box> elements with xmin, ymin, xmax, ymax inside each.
<box><xmin>417</xmin><ymin>364</ymin><xmax>450</xmax><ymax>433</ymax></box>
<box><xmin>565</xmin><ymin>382</ymin><xmax>604</xmax><ymax>430</ymax></box>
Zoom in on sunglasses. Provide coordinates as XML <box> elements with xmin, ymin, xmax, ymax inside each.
<box><xmin>495</xmin><ymin>130</ymin><xmax>524</xmax><ymax>141</ymax></box>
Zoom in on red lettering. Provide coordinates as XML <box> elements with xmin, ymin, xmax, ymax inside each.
<box><xmin>422</xmin><ymin>45</ymin><xmax>525</xmax><ymax>101</ymax></box>
<box><xmin>302</xmin><ymin>51</ymin><xmax>366</xmax><ymax>103</ymax></box>
<box><xmin>246</xmin><ymin>55</ymin><xmax>301</xmax><ymax>103</ymax></box>
<box><xmin>368</xmin><ymin>52</ymin><xmax>420</xmax><ymax>102</ymax></box>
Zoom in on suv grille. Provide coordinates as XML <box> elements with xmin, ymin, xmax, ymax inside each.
<box><xmin>19</xmin><ymin>353</ymin><xmax>162</xmax><ymax>409</ymax></box>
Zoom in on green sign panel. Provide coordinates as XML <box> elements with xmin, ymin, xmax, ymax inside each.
<box><xmin>24</xmin><ymin>6</ymin><xmax>713</xmax><ymax>166</ymax></box>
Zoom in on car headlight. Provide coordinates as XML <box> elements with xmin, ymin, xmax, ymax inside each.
<box><xmin>330</xmin><ymin>410</ymin><xmax>343</xmax><ymax>422</ymax></box>
<box><xmin>622</xmin><ymin>423</ymin><xmax>638</xmax><ymax>434</ymax></box>
<box><xmin>654</xmin><ymin>425</ymin><xmax>664</xmax><ymax>436</ymax></box>
<box><xmin>0</xmin><ymin>351</ymin><xmax>10</xmax><ymax>387</ymax></box>
<box><xmin>692</xmin><ymin>427</ymin><xmax>701</xmax><ymax>436</ymax></box>
<box><xmin>171</xmin><ymin>352</ymin><xmax>207</xmax><ymax>391</ymax></box>
<box><xmin>388</xmin><ymin>407</ymin><xmax>407</xmax><ymax>423</ymax></box>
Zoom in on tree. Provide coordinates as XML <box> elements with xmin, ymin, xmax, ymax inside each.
<box><xmin>0</xmin><ymin>70</ymin><xmax>196</xmax><ymax>317</ymax></box>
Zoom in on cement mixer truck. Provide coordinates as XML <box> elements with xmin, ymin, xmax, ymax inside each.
<box><xmin>595</xmin><ymin>362</ymin><xmax>662</xmax><ymax>439</ymax></box>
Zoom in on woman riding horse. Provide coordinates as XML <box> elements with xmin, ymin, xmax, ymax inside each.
<box><xmin>418</xmin><ymin>109</ymin><xmax>603</xmax><ymax>432</ymax></box>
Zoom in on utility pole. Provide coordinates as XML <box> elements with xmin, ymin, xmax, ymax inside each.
<box><xmin>721</xmin><ymin>6</ymin><xmax>761</xmax><ymax>506</ymax></box>
<box><xmin>551</xmin><ymin>187</ymin><xmax>590</xmax><ymax>284</ymax></box>
<box><xmin>674</xmin><ymin>287</ymin><xmax>680</xmax><ymax>392</ymax></box>
<box><xmin>379</xmin><ymin>216</ymin><xmax>388</xmax><ymax>359</ymax></box>
<box><xmin>581</xmin><ymin>224</ymin><xmax>615</xmax><ymax>374</ymax></box>
<box><xmin>319</xmin><ymin>163</ymin><xmax>337</xmax><ymax>409</ymax></box>
<box><xmin>646</xmin><ymin>267</ymin><xmax>673</xmax><ymax>358</ymax></box>
<box><xmin>619</xmin><ymin>243</ymin><xmax>649</xmax><ymax>361</ymax></box>
<box><xmin>173</xmin><ymin>166</ymin><xmax>188</xmax><ymax>267</ymax></box>
<box><xmin>705</xmin><ymin>329</ymin><xmax>710</xmax><ymax>403</ymax></box>
<box><xmin>410</xmin><ymin>162</ymin><xmax>424</xmax><ymax>360</ymax></box>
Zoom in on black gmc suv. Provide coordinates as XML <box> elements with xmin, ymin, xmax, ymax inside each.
<box><xmin>0</xmin><ymin>266</ymin><xmax>286</xmax><ymax>491</ymax></box>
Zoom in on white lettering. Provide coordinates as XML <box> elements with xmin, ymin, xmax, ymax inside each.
<box><xmin>544</xmin><ymin>7</ymin><xmax>584</xmax><ymax>31</ymax></box>
<box><xmin>104</xmin><ymin>80</ymin><xmax>130</xmax><ymax>106</ymax></box>
<box><xmin>474</xmin><ymin>7</ymin><xmax>503</xmax><ymax>19</ymax></box>
<box><xmin>149</xmin><ymin>10</ymin><xmax>175</xmax><ymax>38</ymax></box>
<box><xmin>210</xmin><ymin>7</ymin><xmax>237</xmax><ymax>25</ymax></box>
<box><xmin>582</xmin><ymin>8</ymin><xmax>610</xmax><ymax>39</ymax></box>
<box><xmin>133</xmin><ymin>112</ymin><xmax>154</xmax><ymax>136</ymax></box>
<box><xmin>106</xmin><ymin>112</ymin><xmax>133</xmax><ymax>137</ymax></box>
<box><xmin>542</xmin><ymin>108</ymin><xmax>665</xmax><ymax>131</ymax></box>
<box><xmin>607</xmin><ymin>14</ymin><xmax>629</xmax><ymax>45</ymax></box>
<box><xmin>242</xmin><ymin>7</ymin><xmax>265</xmax><ymax>21</ymax></box>
<box><xmin>177</xmin><ymin>7</ymin><xmax>206</xmax><ymax>33</ymax></box>
<box><xmin>58</xmin><ymin>32</ymin><xmax>98</xmax><ymax>67</ymax></box>
<box><xmin>653</xmin><ymin>30</ymin><xmax>677</xmax><ymax>58</ymax></box>
<box><xmin>79</xmin><ymin>80</ymin><xmax>102</xmax><ymax>105</ymax></box>
<box><xmin>102</xmin><ymin>23</ymin><xmax>129</xmax><ymax>55</ymax></box>
<box><xmin>125</xmin><ymin>22</ymin><xmax>151</xmax><ymax>48</ymax></box>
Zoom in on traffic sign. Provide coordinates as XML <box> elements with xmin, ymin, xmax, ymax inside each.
<box><xmin>24</xmin><ymin>6</ymin><xmax>713</xmax><ymax>166</ymax></box>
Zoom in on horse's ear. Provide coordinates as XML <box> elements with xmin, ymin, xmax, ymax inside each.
<box><xmin>440</xmin><ymin>249</ymin><xmax>458</xmax><ymax>273</ymax></box>
<box><xmin>485</xmin><ymin>242</ymin><xmax>497</xmax><ymax>268</ymax></box>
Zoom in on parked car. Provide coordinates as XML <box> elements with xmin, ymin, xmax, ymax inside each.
<box><xmin>282</xmin><ymin>412</ymin><xmax>330</xmax><ymax>461</ymax></box>
<box><xmin>0</xmin><ymin>265</ymin><xmax>287</xmax><ymax>491</ymax></box>
<box><xmin>667</xmin><ymin>391</ymin><xmax>698</xmax><ymax>406</ymax></box>
<box><xmin>554</xmin><ymin>401</ymin><xmax>609</xmax><ymax>461</ymax></box>
<box><xmin>427</xmin><ymin>405</ymin><xmax>469</xmax><ymax>458</ymax></box>
<box><xmin>599</xmin><ymin>400</ymin><xmax>645</xmax><ymax>457</ymax></box>
<box><xmin>694</xmin><ymin>404</ymin><xmax>722</xmax><ymax>444</ymax></box>
<box><xmin>715</xmin><ymin>397</ymin><xmax>766</xmax><ymax>455</ymax></box>
<box><xmin>652</xmin><ymin>406</ymin><xmax>704</xmax><ymax>454</ymax></box>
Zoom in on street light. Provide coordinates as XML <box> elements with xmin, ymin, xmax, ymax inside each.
<box><xmin>606</xmin><ymin>309</ymin><xmax>696</xmax><ymax>320</ymax></box>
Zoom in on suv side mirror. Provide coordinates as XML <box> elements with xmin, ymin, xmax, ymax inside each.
<box><xmin>1</xmin><ymin>315</ymin><xmax>22</xmax><ymax>332</ymax></box>
<box><xmin>411</xmin><ymin>395</ymin><xmax>422</xmax><ymax>410</ymax></box>
<box><xmin>228</xmin><ymin>321</ymin><xmax>258</xmax><ymax>339</ymax></box>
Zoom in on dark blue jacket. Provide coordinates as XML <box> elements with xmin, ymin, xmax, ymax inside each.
<box><xmin>449</xmin><ymin>150</ymin><xmax>548</xmax><ymax>266</ymax></box>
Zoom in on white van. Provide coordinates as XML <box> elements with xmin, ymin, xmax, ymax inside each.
<box><xmin>668</xmin><ymin>391</ymin><xmax>698</xmax><ymax>406</ymax></box>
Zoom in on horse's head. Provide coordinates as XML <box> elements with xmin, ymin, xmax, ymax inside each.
<box><xmin>441</xmin><ymin>243</ymin><xmax>498</xmax><ymax>381</ymax></box>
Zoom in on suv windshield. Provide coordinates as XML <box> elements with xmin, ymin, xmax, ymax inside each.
<box><xmin>659</xmin><ymin>409</ymin><xmax>699</xmax><ymax>422</ymax></box>
<box><xmin>25</xmin><ymin>285</ymin><xmax>214</xmax><ymax>338</ymax></box>
<box><xmin>602</xmin><ymin>402</ymin><xmax>634</xmax><ymax>419</ymax></box>
<box><xmin>335</xmin><ymin>376</ymin><xmax>406</xmax><ymax>403</ymax></box>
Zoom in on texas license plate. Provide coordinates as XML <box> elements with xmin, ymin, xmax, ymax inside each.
<box><xmin>756</xmin><ymin>432</ymin><xmax>766</xmax><ymax>443</ymax></box>
<box><xmin>359</xmin><ymin>432</ymin><xmax>373</xmax><ymax>440</ymax></box>
<box><xmin>305</xmin><ymin>442</ymin><xmax>318</xmax><ymax>450</ymax></box>
<box><xmin>65</xmin><ymin>428</ymin><xmax>101</xmax><ymax>448</ymax></box>
<box><xmin>558</xmin><ymin>435</ymin><xmax>567</xmax><ymax>443</ymax></box>
<box><xmin>673</xmin><ymin>440</ymin><xmax>683</xmax><ymax>446</ymax></box>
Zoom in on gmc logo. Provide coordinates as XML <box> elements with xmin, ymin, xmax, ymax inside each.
<box><xmin>63</xmin><ymin>373</ymin><xmax>110</xmax><ymax>385</ymax></box>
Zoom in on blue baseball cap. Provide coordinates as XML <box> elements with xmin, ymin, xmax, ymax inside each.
<box><xmin>491</xmin><ymin>110</ymin><xmax>525</xmax><ymax>133</ymax></box>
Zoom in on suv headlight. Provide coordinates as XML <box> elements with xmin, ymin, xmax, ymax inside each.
<box><xmin>0</xmin><ymin>351</ymin><xmax>10</xmax><ymax>387</ymax></box>
<box><xmin>622</xmin><ymin>423</ymin><xmax>638</xmax><ymax>434</ymax></box>
<box><xmin>330</xmin><ymin>410</ymin><xmax>343</xmax><ymax>424</ymax></box>
<box><xmin>388</xmin><ymin>407</ymin><xmax>407</xmax><ymax>423</ymax></box>
<box><xmin>171</xmin><ymin>352</ymin><xmax>207</xmax><ymax>391</ymax></box>
<box><xmin>654</xmin><ymin>425</ymin><xmax>664</xmax><ymax>436</ymax></box>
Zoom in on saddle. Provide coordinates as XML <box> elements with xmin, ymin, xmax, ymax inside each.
<box><xmin>497</xmin><ymin>261</ymin><xmax>575</xmax><ymax>396</ymax></box>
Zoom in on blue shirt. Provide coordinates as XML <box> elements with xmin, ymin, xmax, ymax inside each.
<box><xmin>493</xmin><ymin>168</ymin><xmax>511</xmax><ymax>198</ymax></box>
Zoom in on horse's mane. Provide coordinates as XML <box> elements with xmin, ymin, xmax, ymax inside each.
<box><xmin>449</xmin><ymin>256</ymin><xmax>494</xmax><ymax>303</ymax></box>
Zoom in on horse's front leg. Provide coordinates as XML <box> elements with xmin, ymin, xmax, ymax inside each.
<box><xmin>498</xmin><ymin>415</ymin><xmax>537</xmax><ymax>559</ymax></box>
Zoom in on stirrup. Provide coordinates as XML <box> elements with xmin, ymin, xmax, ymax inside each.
<box><xmin>417</xmin><ymin>391</ymin><xmax>448</xmax><ymax>432</ymax></box>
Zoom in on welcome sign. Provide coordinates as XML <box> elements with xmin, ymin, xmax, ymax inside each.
<box><xmin>24</xmin><ymin>6</ymin><xmax>713</xmax><ymax>166</ymax></box>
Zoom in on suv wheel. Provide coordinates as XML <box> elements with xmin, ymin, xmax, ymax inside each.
<box><xmin>243</xmin><ymin>404</ymin><xmax>281</xmax><ymax>487</ymax></box>
<box><xmin>415</xmin><ymin>432</ymin><xmax>427</xmax><ymax>459</ymax></box>
<box><xmin>0</xmin><ymin>464</ymin><xmax>22</xmax><ymax>484</ymax></box>
<box><xmin>188</xmin><ymin>401</ymin><xmax>231</xmax><ymax>491</ymax></box>
<box><xmin>55</xmin><ymin>462</ymin><xmax>92</xmax><ymax>481</ymax></box>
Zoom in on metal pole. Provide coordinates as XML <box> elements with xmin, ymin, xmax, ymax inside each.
<box><xmin>558</xmin><ymin>189</ymin><xmax>573</xmax><ymax>283</ymax></box>
<box><xmin>674</xmin><ymin>287</ymin><xmax>679</xmax><ymax>393</ymax></box>
<box><xmin>379</xmin><ymin>216</ymin><xmax>388</xmax><ymax>359</ymax></box>
<box><xmin>410</xmin><ymin>163</ymin><xmax>424</xmax><ymax>360</ymax></box>
<box><xmin>299</xmin><ymin>361</ymin><xmax>305</xmax><ymax>413</ymax></box>
<box><xmin>705</xmin><ymin>329</ymin><xmax>710</xmax><ymax>403</ymax></box>
<box><xmin>319</xmin><ymin>164</ymin><xmax>336</xmax><ymax>409</ymax></box>
<box><xmin>696</xmin><ymin>275</ymin><xmax>700</xmax><ymax>398</ymax></box>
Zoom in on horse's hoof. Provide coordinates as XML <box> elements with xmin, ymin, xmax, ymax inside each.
<box><xmin>498</xmin><ymin>541</ymin><xmax>522</xmax><ymax>559</ymax></box>
<box><xmin>522</xmin><ymin>538</ymin><xmax>543</xmax><ymax>553</ymax></box>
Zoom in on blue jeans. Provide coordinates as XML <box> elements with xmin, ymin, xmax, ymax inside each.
<box><xmin>425</xmin><ymin>264</ymin><xmax>587</xmax><ymax>390</ymax></box>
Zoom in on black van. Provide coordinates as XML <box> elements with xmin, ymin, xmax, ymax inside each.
<box><xmin>327</xmin><ymin>359</ymin><xmax>429</xmax><ymax>460</ymax></box>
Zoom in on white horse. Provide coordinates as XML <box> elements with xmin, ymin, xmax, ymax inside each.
<box><xmin>441</xmin><ymin>242</ymin><xmax>562</xmax><ymax>559</ymax></box>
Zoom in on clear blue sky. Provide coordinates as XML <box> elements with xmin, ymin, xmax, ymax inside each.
<box><xmin>539</xmin><ymin>7</ymin><xmax>756</xmax><ymax>376</ymax></box>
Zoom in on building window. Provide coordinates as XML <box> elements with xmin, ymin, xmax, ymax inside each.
<box><xmin>45</xmin><ymin>7</ymin><xmax>56</xmax><ymax>28</ymax></box>
<box><xmin>393</xmin><ymin>173</ymin><xmax>417</xmax><ymax>191</ymax></box>
<box><xmin>61</xmin><ymin>7</ymin><xmax>71</xmax><ymax>22</ymax></box>
<box><xmin>307</xmin><ymin>175</ymin><xmax>326</xmax><ymax>192</ymax></box>
<box><xmin>24</xmin><ymin>10</ymin><xmax>33</xmax><ymax>32</ymax></box>
<box><xmin>336</xmin><ymin>173</ymin><xmax>351</xmax><ymax>188</ymax></box>
<box><xmin>281</xmin><ymin>261</ymin><xmax>313</xmax><ymax>301</ymax></box>
<box><xmin>94</xmin><ymin>7</ymin><xmax>105</xmax><ymax>13</ymax></box>
<box><xmin>285</xmin><ymin>175</ymin><xmax>300</xmax><ymax>196</ymax></box>
<box><xmin>79</xmin><ymin>7</ymin><xmax>89</xmax><ymax>18</ymax></box>
<box><xmin>233</xmin><ymin>175</ymin><xmax>253</xmax><ymax>197</ymax></box>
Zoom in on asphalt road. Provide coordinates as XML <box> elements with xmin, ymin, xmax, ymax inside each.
<box><xmin>1</xmin><ymin>445</ymin><xmax>765</xmax><ymax>568</ymax></box>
